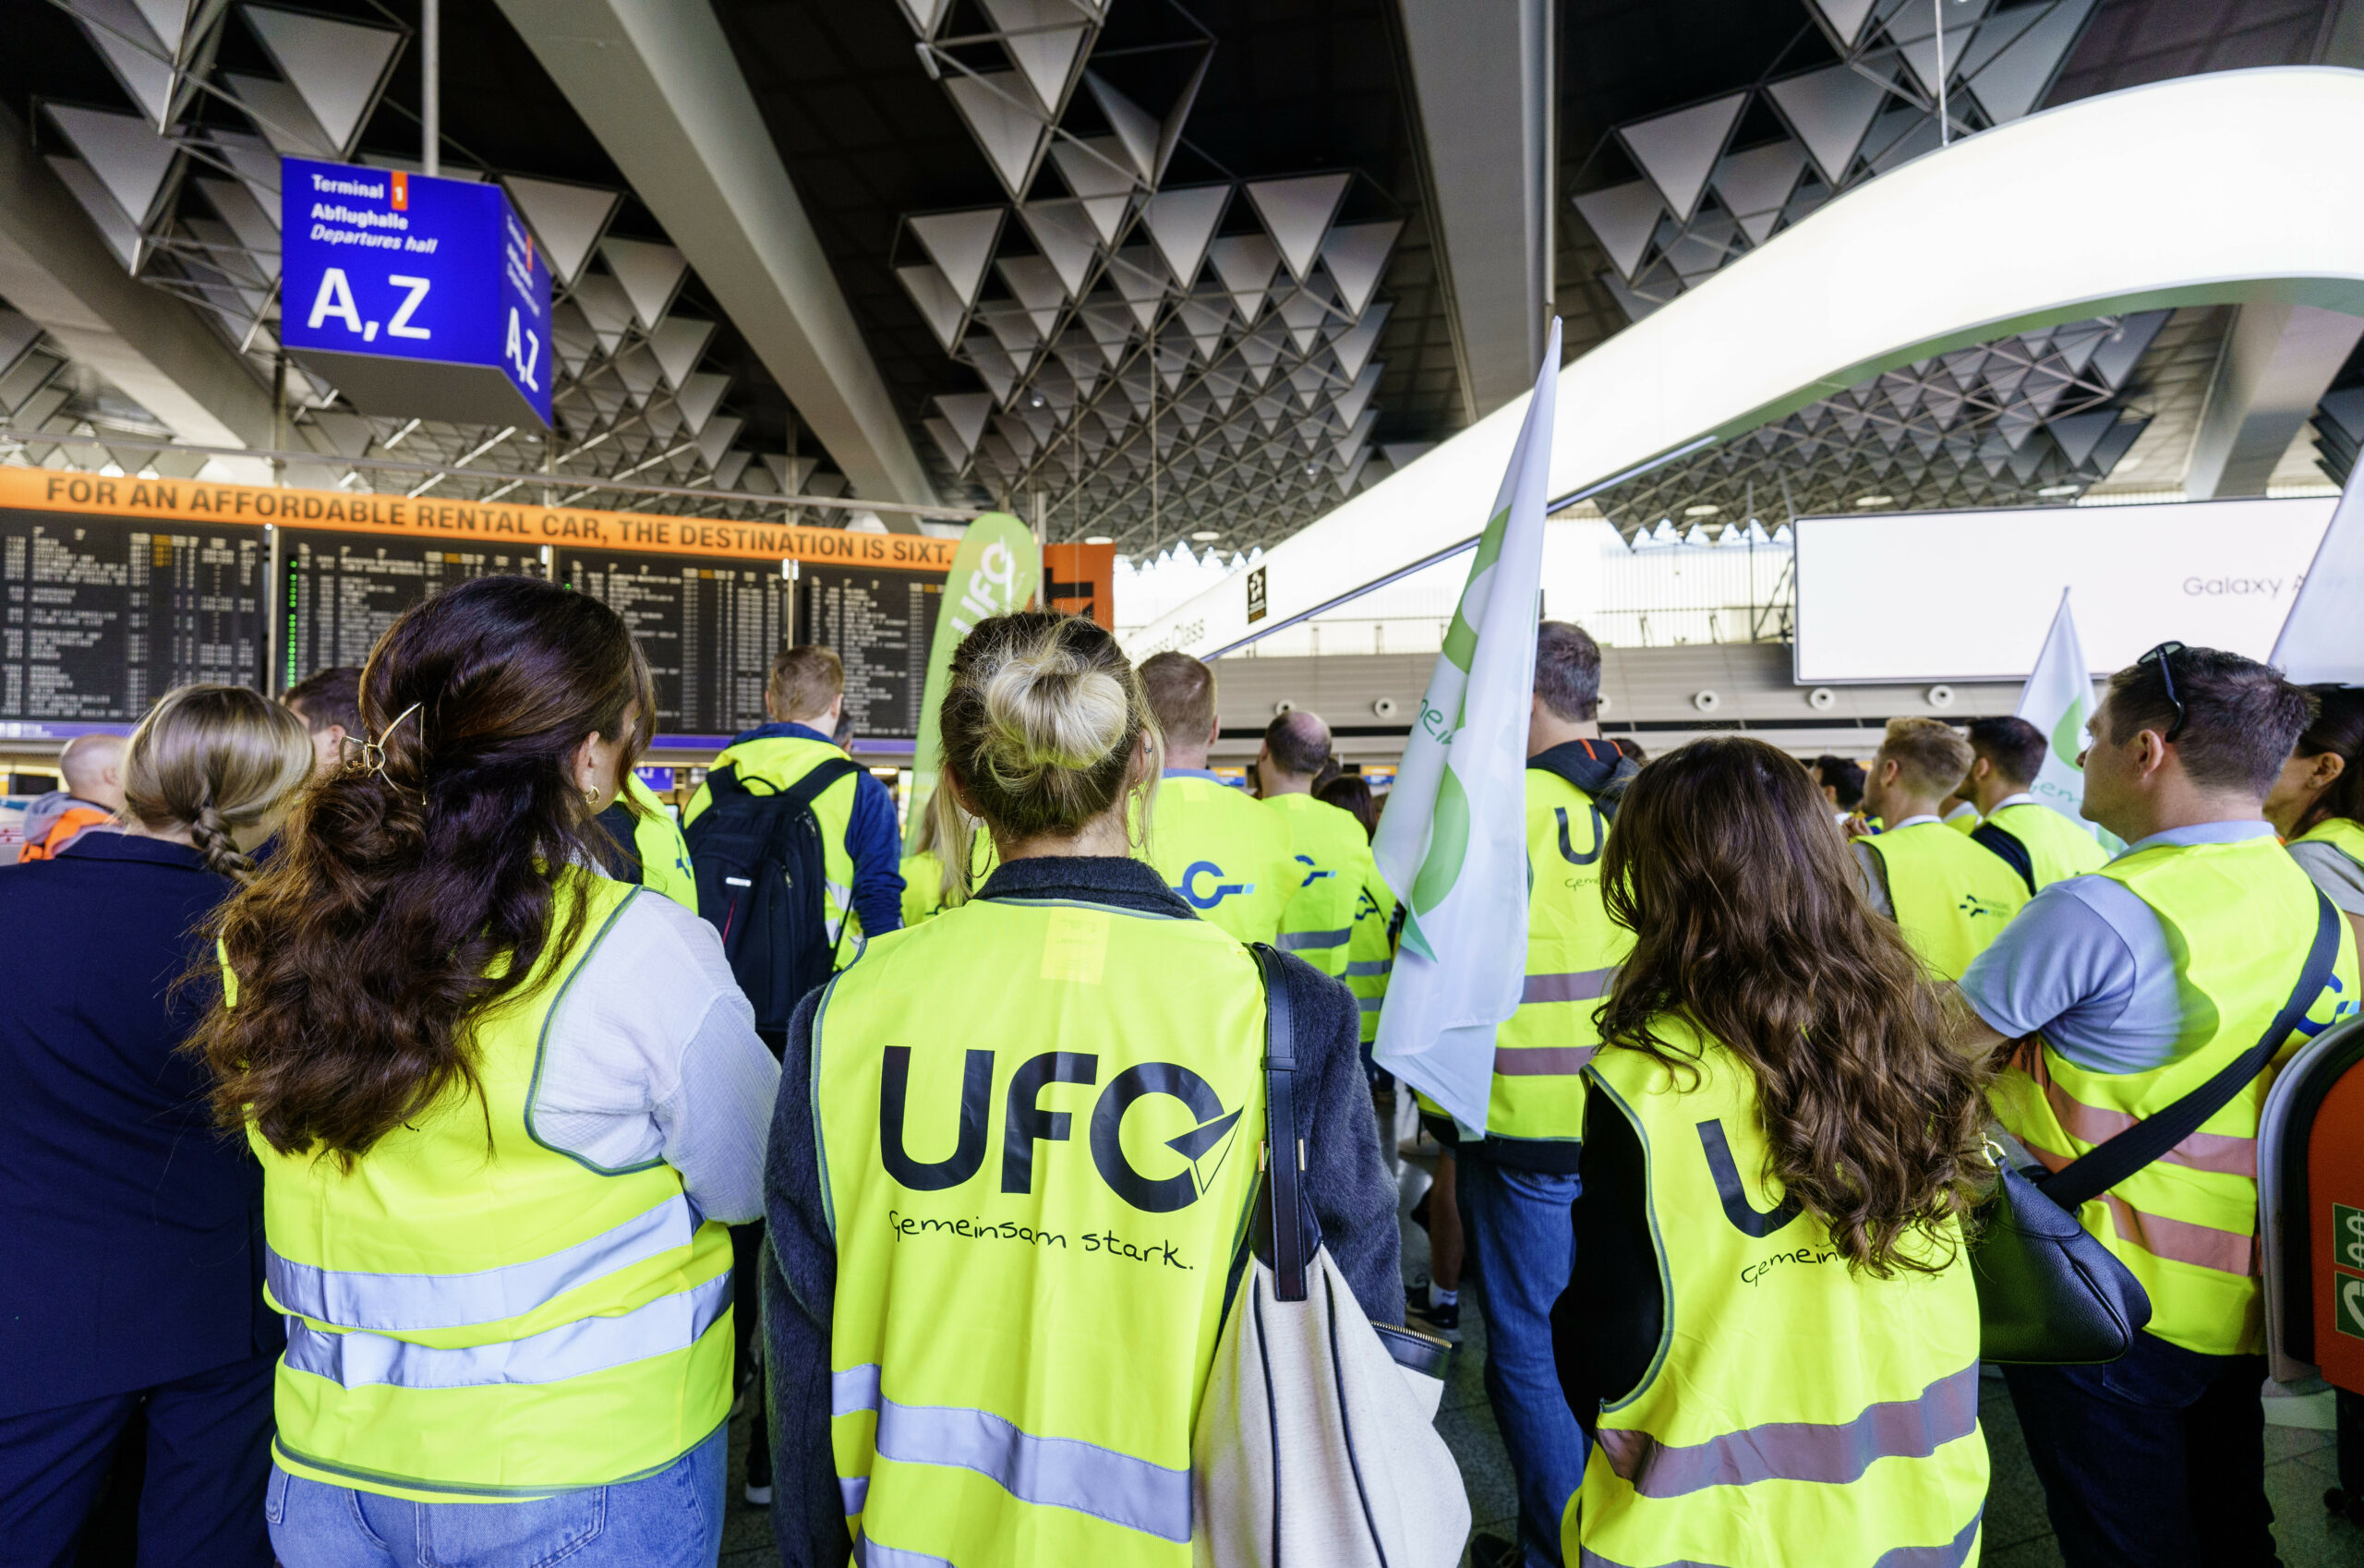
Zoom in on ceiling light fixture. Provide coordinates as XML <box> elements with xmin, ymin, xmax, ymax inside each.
<box><xmin>2036</xmin><ymin>484</ymin><xmax>2080</xmax><ymax>496</ymax></box>
<box><xmin>1084</xmin><ymin>535</ymin><xmax>1114</xmax><ymax>545</ymax></box>
<box><xmin>1029</xmin><ymin>392</ymin><xmax>1046</xmax><ymax>409</ymax></box>
<box><xmin>1854</xmin><ymin>495</ymin><xmax>1894</xmax><ymax>506</ymax></box>
<box><xmin>1683</xmin><ymin>504</ymin><xmax>1720</xmax><ymax>516</ymax></box>
<box><xmin>1189</xmin><ymin>530</ymin><xmax>1221</xmax><ymax>541</ymax></box>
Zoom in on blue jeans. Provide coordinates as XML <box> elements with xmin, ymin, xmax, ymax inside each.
<box><xmin>265</xmin><ymin>1424</ymin><xmax>728</xmax><ymax>1568</ymax></box>
<box><xmin>1458</xmin><ymin>1154</ymin><xmax>1586</xmax><ymax>1568</ymax></box>
<box><xmin>2002</xmin><ymin>1331</ymin><xmax>2274</xmax><ymax>1568</ymax></box>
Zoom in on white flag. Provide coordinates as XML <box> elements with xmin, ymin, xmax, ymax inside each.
<box><xmin>2014</xmin><ymin>589</ymin><xmax>2110</xmax><ymax>844</ymax></box>
<box><xmin>2272</xmin><ymin>458</ymin><xmax>2364</xmax><ymax>683</ymax></box>
<box><xmin>1371</xmin><ymin>319</ymin><xmax>1562</xmax><ymax>1136</ymax></box>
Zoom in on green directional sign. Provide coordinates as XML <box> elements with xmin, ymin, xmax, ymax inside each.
<box><xmin>2334</xmin><ymin>1205</ymin><xmax>2364</xmax><ymax>1342</ymax></box>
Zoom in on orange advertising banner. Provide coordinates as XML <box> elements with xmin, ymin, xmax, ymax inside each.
<box><xmin>0</xmin><ymin>467</ymin><xmax>959</xmax><ymax>573</ymax></box>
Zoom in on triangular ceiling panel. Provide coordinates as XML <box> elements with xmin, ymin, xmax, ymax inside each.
<box><xmin>569</xmin><ymin>272</ymin><xmax>633</xmax><ymax>356</ymax></box>
<box><xmin>1329</xmin><ymin>300</ymin><xmax>1392</xmax><ymax>383</ymax></box>
<box><xmin>926</xmin><ymin>416</ymin><xmax>969</xmax><ymax>467</ymax></box>
<box><xmin>944</xmin><ymin>71</ymin><xmax>1052</xmax><ymax>196</ymax></box>
<box><xmin>1017</xmin><ymin>199</ymin><xmax>1100</xmax><ymax>296</ymax></box>
<box><xmin>43</xmin><ymin>106</ymin><xmax>177</xmax><ymax>229</ymax></box>
<box><xmin>675</xmin><ymin>371</ymin><xmax>728</xmax><ymax>434</ymax></box>
<box><xmin>909</xmin><ymin>208</ymin><xmax>1005</xmax><ymax>308</ymax></box>
<box><xmin>1767</xmin><ymin>63</ymin><xmax>1894</xmax><ymax>186</ymax></box>
<box><xmin>1618</xmin><ymin>91</ymin><xmax>1746</xmax><ymax>224</ymax></box>
<box><xmin>598</xmin><ymin>238</ymin><xmax>688</xmax><ymax>332</ymax></box>
<box><xmin>1084</xmin><ymin>72</ymin><xmax>1164</xmax><ymax>184</ymax></box>
<box><xmin>978</xmin><ymin>0</ymin><xmax>1091</xmax><ymax>114</ymax></box>
<box><xmin>76</xmin><ymin>3</ymin><xmax>176</xmax><ymax>126</ymax></box>
<box><xmin>1047</xmin><ymin>138</ymin><xmax>1136</xmax><ymax>243</ymax></box>
<box><xmin>1140</xmin><ymin>183</ymin><xmax>1230</xmax><ymax>288</ymax></box>
<box><xmin>996</xmin><ymin>254</ymin><xmax>1067</xmax><ymax>335</ymax></box>
<box><xmin>898</xmin><ymin>265</ymin><xmax>965</xmax><ymax>350</ymax></box>
<box><xmin>1108</xmin><ymin>247</ymin><xmax>1166</xmax><ymax>332</ymax></box>
<box><xmin>1570</xmin><ymin>181</ymin><xmax>1663</xmax><ymax>283</ymax></box>
<box><xmin>1709</xmin><ymin>140</ymin><xmax>1808</xmax><ymax>247</ymax></box>
<box><xmin>223</xmin><ymin>71</ymin><xmax>333</xmax><ymax>158</ymax></box>
<box><xmin>502</xmin><ymin>175</ymin><xmax>621</xmax><ymax>290</ymax></box>
<box><xmin>2085</xmin><ymin>309</ymin><xmax>2168</xmax><ymax>390</ymax></box>
<box><xmin>2046</xmin><ymin>408</ymin><xmax>2115</xmax><ymax>469</ymax></box>
<box><xmin>1208</xmin><ymin>233</ymin><xmax>1281</xmax><ymax>322</ymax></box>
<box><xmin>936</xmin><ymin>392</ymin><xmax>995</xmax><ymax>453</ymax></box>
<box><xmin>696</xmin><ymin>413</ymin><xmax>743</xmax><ymax>467</ymax></box>
<box><xmin>896</xmin><ymin>0</ymin><xmax>950</xmax><ymax>37</ymax></box>
<box><xmin>1881</xmin><ymin>0</ymin><xmax>1994</xmax><ymax>102</ymax></box>
<box><xmin>1318</xmin><ymin>221</ymin><xmax>1399</xmax><ymax>319</ymax></box>
<box><xmin>241</xmin><ymin>5</ymin><xmax>403</xmax><ymax>160</ymax></box>
<box><xmin>1962</xmin><ymin>0</ymin><xmax>2093</xmax><ymax>125</ymax></box>
<box><xmin>647</xmin><ymin>317</ymin><xmax>715</xmax><ymax>392</ymax></box>
<box><xmin>1245</xmin><ymin>173</ymin><xmax>1351</xmax><ymax>283</ymax></box>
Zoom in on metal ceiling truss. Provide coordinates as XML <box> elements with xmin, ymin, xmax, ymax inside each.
<box><xmin>1597</xmin><ymin>312</ymin><xmax>2166</xmax><ymax>537</ymax></box>
<box><xmin>24</xmin><ymin>0</ymin><xmax>838</xmax><ymax>525</ymax></box>
<box><xmin>892</xmin><ymin>0</ymin><xmax>1407</xmax><ymax>552</ymax></box>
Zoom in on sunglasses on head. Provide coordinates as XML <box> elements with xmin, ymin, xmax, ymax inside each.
<box><xmin>2137</xmin><ymin>641</ymin><xmax>2188</xmax><ymax>743</ymax></box>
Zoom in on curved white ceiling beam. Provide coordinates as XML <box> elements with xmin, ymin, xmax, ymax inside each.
<box><xmin>1129</xmin><ymin>66</ymin><xmax>2364</xmax><ymax>660</ymax></box>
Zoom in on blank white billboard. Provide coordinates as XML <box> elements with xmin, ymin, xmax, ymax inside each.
<box><xmin>1792</xmin><ymin>497</ymin><xmax>2335</xmax><ymax>683</ymax></box>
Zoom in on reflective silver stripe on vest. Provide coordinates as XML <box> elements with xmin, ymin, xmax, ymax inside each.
<box><xmin>268</xmin><ymin>1193</ymin><xmax>701</xmax><ymax>1333</ymax></box>
<box><xmin>1576</xmin><ymin>1507</ymin><xmax>1979</xmax><ymax>1568</ymax></box>
<box><xmin>1358</xmin><ymin>996</ymin><xmax>1383</xmax><ymax>1016</ymax></box>
<box><xmin>831</xmin><ymin>1362</ymin><xmax>1189</xmax><ymax>1542</ymax></box>
<box><xmin>1521</xmin><ymin>967</ymin><xmax>1618</xmax><ymax>1005</ymax></box>
<box><xmin>1597</xmin><ymin>1361</ymin><xmax>1979</xmax><ymax>1500</ymax></box>
<box><xmin>1278</xmin><ymin>928</ymin><xmax>1351</xmax><ymax>952</ymax></box>
<box><xmin>841</xmin><ymin>1474</ymin><xmax>870</xmax><ymax>1514</ymax></box>
<box><xmin>1345</xmin><ymin>959</ymin><xmax>1393</xmax><ymax>977</ymax></box>
<box><xmin>1494</xmin><ymin>1044</ymin><xmax>1595</xmax><ymax>1078</ymax></box>
<box><xmin>852</xmin><ymin>1538</ymin><xmax>958</xmax><ymax>1568</ymax></box>
<box><xmin>283</xmin><ymin>1270</ymin><xmax>730</xmax><ymax>1391</ymax></box>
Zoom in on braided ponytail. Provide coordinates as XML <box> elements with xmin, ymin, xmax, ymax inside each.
<box><xmin>121</xmin><ymin>686</ymin><xmax>312</xmax><ymax>886</ymax></box>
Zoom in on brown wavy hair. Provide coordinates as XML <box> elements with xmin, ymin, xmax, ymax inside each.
<box><xmin>194</xmin><ymin>575</ymin><xmax>651</xmax><ymax>1164</ymax></box>
<box><xmin>1595</xmin><ymin>736</ymin><xmax>1991</xmax><ymax>1275</ymax></box>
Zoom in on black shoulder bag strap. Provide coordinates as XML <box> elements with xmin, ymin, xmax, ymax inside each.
<box><xmin>2041</xmin><ymin>891</ymin><xmax>2342</xmax><ymax>1211</ymax></box>
<box><xmin>780</xmin><ymin>755</ymin><xmax>860</xmax><ymax>813</ymax></box>
<box><xmin>1250</xmin><ymin>943</ymin><xmax>1310</xmax><ymax>1302</ymax></box>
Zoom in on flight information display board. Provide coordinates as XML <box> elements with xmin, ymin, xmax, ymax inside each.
<box><xmin>1</xmin><ymin>509</ymin><xmax>265</xmax><ymax>719</ymax></box>
<box><xmin>796</xmin><ymin>565</ymin><xmax>941</xmax><ymax>739</ymax></box>
<box><xmin>559</xmin><ymin>553</ymin><xmax>794</xmax><ymax>739</ymax></box>
<box><xmin>283</xmin><ymin>532</ymin><xmax>542</xmax><ymax>687</ymax></box>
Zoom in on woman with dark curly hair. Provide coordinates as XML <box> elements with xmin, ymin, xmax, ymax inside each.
<box><xmin>194</xmin><ymin>575</ymin><xmax>777</xmax><ymax>1567</ymax></box>
<box><xmin>1553</xmin><ymin>736</ymin><xmax>1991</xmax><ymax>1568</ymax></box>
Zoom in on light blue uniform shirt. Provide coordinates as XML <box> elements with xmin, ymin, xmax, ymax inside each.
<box><xmin>1958</xmin><ymin>819</ymin><xmax>2278</xmax><ymax>1076</ymax></box>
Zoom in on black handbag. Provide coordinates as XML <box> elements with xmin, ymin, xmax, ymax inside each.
<box><xmin>1971</xmin><ymin>891</ymin><xmax>2342</xmax><ymax>1365</ymax></box>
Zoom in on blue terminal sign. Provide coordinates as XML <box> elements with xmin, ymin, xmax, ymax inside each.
<box><xmin>280</xmin><ymin>158</ymin><xmax>552</xmax><ymax>429</ymax></box>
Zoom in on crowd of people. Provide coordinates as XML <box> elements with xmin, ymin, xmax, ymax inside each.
<box><xmin>1</xmin><ymin>570</ymin><xmax>2359</xmax><ymax>1568</ymax></box>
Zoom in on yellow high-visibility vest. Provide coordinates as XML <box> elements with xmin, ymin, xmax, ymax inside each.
<box><xmin>1854</xmin><ymin>820</ymin><xmax>2028</xmax><ymax>981</ymax></box>
<box><xmin>1979</xmin><ymin>800</ymin><xmax>2109</xmax><ymax>891</ymax></box>
<box><xmin>1141</xmin><ymin>772</ymin><xmax>1298</xmax><ymax>946</ymax></box>
<box><xmin>1988</xmin><ymin>833</ymin><xmax>2359</xmax><ymax>1356</ymax></box>
<box><xmin>1570</xmin><ymin>1019</ymin><xmax>1986</xmax><ymax>1568</ymax></box>
<box><xmin>1415</xmin><ymin>768</ymin><xmax>1629</xmax><ymax>1164</ymax></box>
<box><xmin>1264</xmin><ymin>792</ymin><xmax>1369</xmax><ymax>980</ymax></box>
<box><xmin>253</xmin><ymin>874</ymin><xmax>735</xmax><ymax>1501</ymax></box>
<box><xmin>1345</xmin><ymin>862</ymin><xmax>1396</xmax><ymax>1047</ymax></box>
<box><xmin>814</xmin><ymin>893</ymin><xmax>1268</xmax><ymax>1564</ymax></box>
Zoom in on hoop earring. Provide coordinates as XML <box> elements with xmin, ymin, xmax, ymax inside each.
<box><xmin>584</xmin><ymin>787</ymin><xmax>600</xmax><ymax>806</ymax></box>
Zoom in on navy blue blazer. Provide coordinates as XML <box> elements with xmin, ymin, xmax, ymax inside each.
<box><xmin>0</xmin><ymin>833</ymin><xmax>281</xmax><ymax>1416</ymax></box>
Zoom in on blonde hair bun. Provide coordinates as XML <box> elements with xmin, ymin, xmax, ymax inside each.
<box><xmin>931</xmin><ymin>612</ymin><xmax>1162</xmax><ymax>896</ymax></box>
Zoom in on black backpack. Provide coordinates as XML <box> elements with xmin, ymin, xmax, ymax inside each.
<box><xmin>686</xmin><ymin>756</ymin><xmax>861</xmax><ymax>1045</ymax></box>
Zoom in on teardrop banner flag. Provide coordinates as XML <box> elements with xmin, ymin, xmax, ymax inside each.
<box><xmin>907</xmin><ymin>513</ymin><xmax>1040</xmax><ymax>851</ymax></box>
<box><xmin>2272</xmin><ymin>452</ymin><xmax>2364</xmax><ymax>683</ymax></box>
<box><xmin>2015</xmin><ymin>588</ymin><xmax>2116</xmax><ymax>849</ymax></box>
<box><xmin>1371</xmin><ymin>319</ymin><xmax>1562</xmax><ymax>1136</ymax></box>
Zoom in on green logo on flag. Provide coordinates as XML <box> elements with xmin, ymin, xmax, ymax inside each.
<box><xmin>2052</xmin><ymin>696</ymin><xmax>2088</xmax><ymax>777</ymax></box>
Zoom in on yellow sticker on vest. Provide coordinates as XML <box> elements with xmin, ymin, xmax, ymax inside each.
<box><xmin>1041</xmin><ymin>907</ymin><xmax>1110</xmax><ymax>984</ymax></box>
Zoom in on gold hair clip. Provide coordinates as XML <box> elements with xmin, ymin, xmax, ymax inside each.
<box><xmin>357</xmin><ymin>702</ymin><xmax>422</xmax><ymax>789</ymax></box>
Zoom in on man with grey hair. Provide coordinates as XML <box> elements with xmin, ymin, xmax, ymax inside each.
<box><xmin>18</xmin><ymin>733</ymin><xmax>127</xmax><ymax>863</ymax></box>
<box><xmin>1256</xmin><ymin>710</ymin><xmax>1370</xmax><ymax>982</ymax></box>
<box><xmin>1417</xmin><ymin>619</ymin><xmax>1635</xmax><ymax>1568</ymax></box>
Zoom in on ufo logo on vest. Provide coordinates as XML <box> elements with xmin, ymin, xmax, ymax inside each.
<box><xmin>878</xmin><ymin>1047</ymin><xmax>1246</xmax><ymax>1214</ymax></box>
